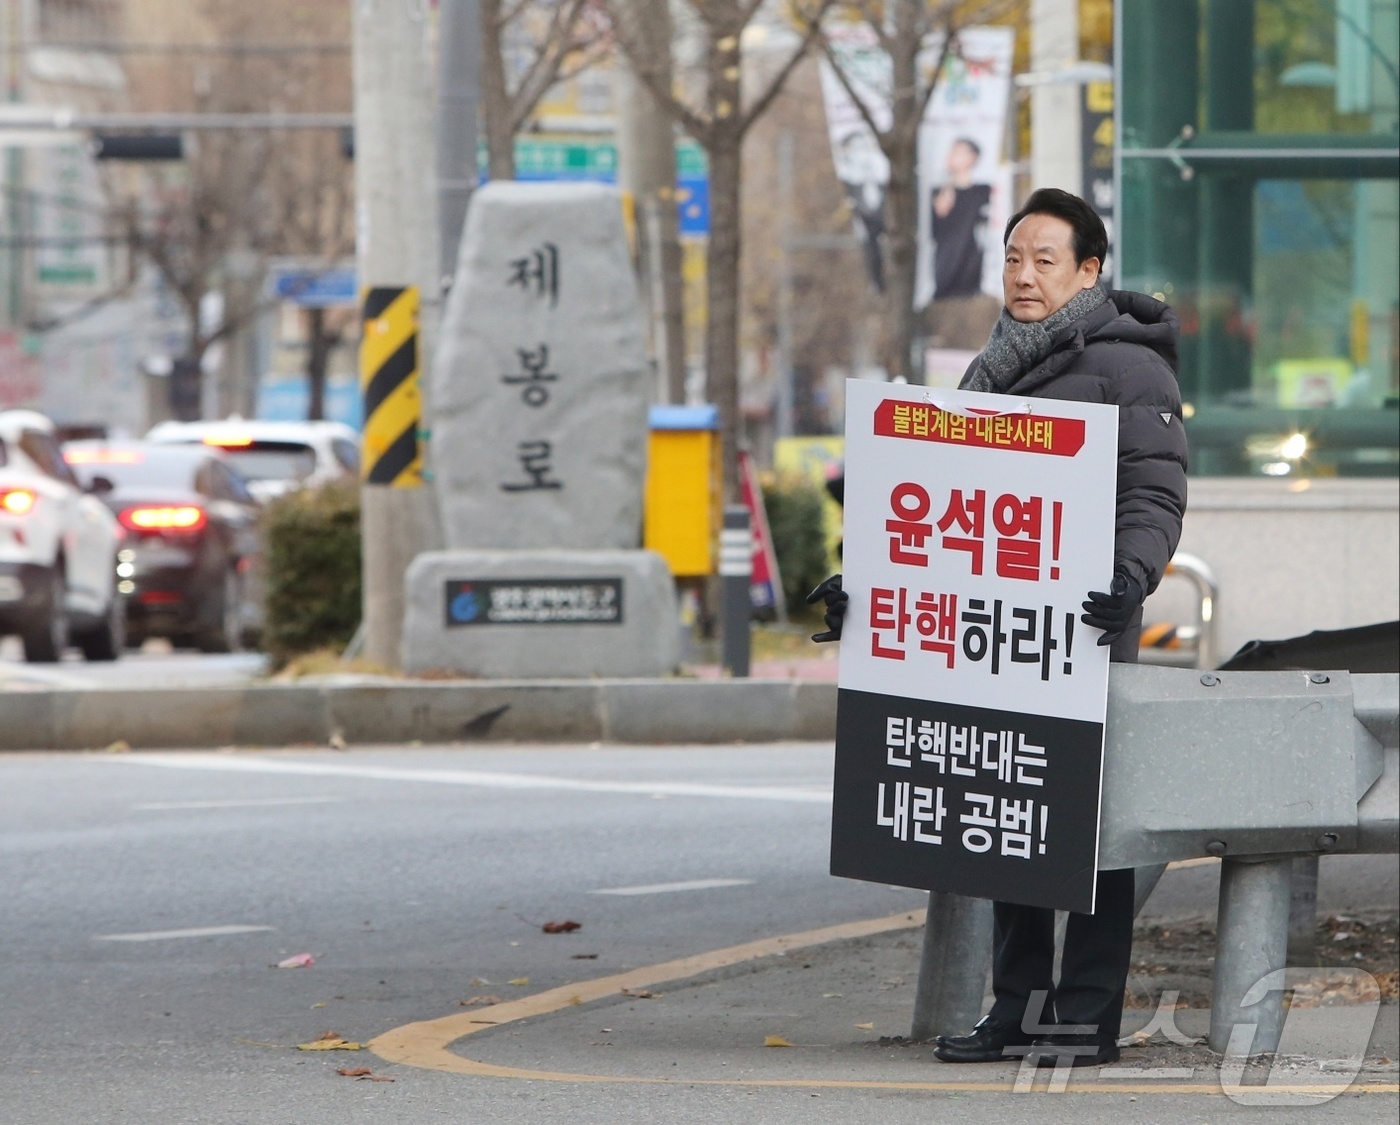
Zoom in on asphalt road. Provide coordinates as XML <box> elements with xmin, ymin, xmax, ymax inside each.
<box><xmin>2</xmin><ymin>742</ymin><xmax>1395</xmax><ymax>1125</ymax></box>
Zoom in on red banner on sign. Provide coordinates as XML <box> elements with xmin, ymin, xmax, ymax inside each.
<box><xmin>873</xmin><ymin>400</ymin><xmax>1085</xmax><ymax>457</ymax></box>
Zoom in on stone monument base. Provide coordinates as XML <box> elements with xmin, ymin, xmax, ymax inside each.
<box><xmin>402</xmin><ymin>549</ymin><xmax>679</xmax><ymax>678</ymax></box>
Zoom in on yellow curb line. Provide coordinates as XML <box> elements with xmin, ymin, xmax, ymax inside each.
<box><xmin>367</xmin><ymin>910</ymin><xmax>1399</xmax><ymax>1096</ymax></box>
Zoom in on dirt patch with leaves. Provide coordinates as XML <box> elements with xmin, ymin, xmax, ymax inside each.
<box><xmin>1126</xmin><ymin>911</ymin><xmax>1399</xmax><ymax>1009</ymax></box>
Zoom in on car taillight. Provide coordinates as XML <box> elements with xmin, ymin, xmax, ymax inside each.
<box><xmin>119</xmin><ymin>505</ymin><xmax>208</xmax><ymax>532</ymax></box>
<box><xmin>0</xmin><ymin>488</ymin><xmax>37</xmax><ymax>515</ymax></box>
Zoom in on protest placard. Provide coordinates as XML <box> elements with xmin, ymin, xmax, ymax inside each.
<box><xmin>830</xmin><ymin>379</ymin><xmax>1118</xmax><ymax>913</ymax></box>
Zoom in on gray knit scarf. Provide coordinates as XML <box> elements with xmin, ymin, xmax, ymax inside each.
<box><xmin>959</xmin><ymin>284</ymin><xmax>1108</xmax><ymax>394</ymax></box>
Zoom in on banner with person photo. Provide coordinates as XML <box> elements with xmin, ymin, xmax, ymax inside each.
<box><xmin>816</xmin><ymin>24</ymin><xmax>1015</xmax><ymax>308</ymax></box>
<box><xmin>818</xmin><ymin>23</ymin><xmax>893</xmax><ymax>294</ymax></box>
<box><xmin>914</xmin><ymin>26</ymin><xmax>1015</xmax><ymax>309</ymax></box>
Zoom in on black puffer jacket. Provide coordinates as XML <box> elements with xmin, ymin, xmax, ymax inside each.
<box><xmin>968</xmin><ymin>290</ymin><xmax>1189</xmax><ymax>598</ymax></box>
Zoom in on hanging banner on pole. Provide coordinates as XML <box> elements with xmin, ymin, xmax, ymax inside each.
<box><xmin>915</xmin><ymin>26</ymin><xmax>1015</xmax><ymax>308</ymax></box>
<box><xmin>738</xmin><ymin>450</ymin><xmax>783</xmax><ymax>615</ymax></box>
<box><xmin>816</xmin><ymin>24</ymin><xmax>1014</xmax><ymax>307</ymax></box>
<box><xmin>830</xmin><ymin>379</ymin><xmax>1118</xmax><ymax>914</ymax></box>
<box><xmin>818</xmin><ymin>24</ymin><xmax>892</xmax><ymax>293</ymax></box>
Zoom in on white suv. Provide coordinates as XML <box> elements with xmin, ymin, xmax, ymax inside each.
<box><xmin>145</xmin><ymin>418</ymin><xmax>360</xmax><ymax>503</ymax></box>
<box><xmin>0</xmin><ymin>410</ymin><xmax>125</xmax><ymax>661</ymax></box>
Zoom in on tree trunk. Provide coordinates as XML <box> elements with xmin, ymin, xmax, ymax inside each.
<box><xmin>884</xmin><ymin>129</ymin><xmax>921</xmax><ymax>383</ymax></box>
<box><xmin>657</xmin><ymin>201</ymin><xmax>688</xmax><ymax>404</ymax></box>
<box><xmin>305</xmin><ymin>305</ymin><xmax>333</xmax><ymax>421</ymax></box>
<box><xmin>478</xmin><ymin>0</ymin><xmax>517</xmax><ymax>180</ymax></box>
<box><xmin>170</xmin><ymin>294</ymin><xmax>208</xmax><ymax>421</ymax></box>
<box><xmin>704</xmin><ymin>135</ymin><xmax>743</xmax><ymax>503</ymax></box>
<box><xmin>886</xmin><ymin>0</ymin><xmax>925</xmax><ymax>383</ymax></box>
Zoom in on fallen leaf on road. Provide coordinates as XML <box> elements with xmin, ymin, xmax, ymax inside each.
<box><xmin>764</xmin><ymin>1036</ymin><xmax>794</xmax><ymax>1048</ymax></box>
<box><xmin>621</xmin><ymin>988</ymin><xmax>660</xmax><ymax>999</ymax></box>
<box><xmin>297</xmin><ymin>1031</ymin><xmax>363</xmax><ymax>1051</ymax></box>
<box><xmin>103</xmin><ymin>740</ymin><xmax>131</xmax><ymax>754</ymax></box>
<box><xmin>458</xmin><ymin>995</ymin><xmax>501</xmax><ymax>1007</ymax></box>
<box><xmin>542</xmin><ymin>920</ymin><xmax>581</xmax><ymax>934</ymax></box>
<box><xmin>275</xmin><ymin>953</ymin><xmax>315</xmax><ymax>969</ymax></box>
<box><xmin>568</xmin><ymin>995</ymin><xmax>583</xmax><ymax>1006</ymax></box>
<box><xmin>508</xmin><ymin>977</ymin><xmax>530</xmax><ymax>987</ymax></box>
<box><xmin>469</xmin><ymin>977</ymin><xmax>491</xmax><ymax>986</ymax></box>
<box><xmin>336</xmin><ymin>1068</ymin><xmax>373</xmax><ymax>1077</ymax></box>
<box><xmin>855</xmin><ymin>1022</ymin><xmax>874</xmax><ymax>1031</ymax></box>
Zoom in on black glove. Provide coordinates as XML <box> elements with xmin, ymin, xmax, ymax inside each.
<box><xmin>806</xmin><ymin>573</ymin><xmax>848</xmax><ymax>643</ymax></box>
<box><xmin>1081</xmin><ymin>571</ymin><xmax>1145</xmax><ymax>646</ymax></box>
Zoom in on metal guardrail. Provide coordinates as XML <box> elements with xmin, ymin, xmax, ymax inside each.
<box><xmin>911</xmin><ymin>667</ymin><xmax>1399</xmax><ymax>1056</ymax></box>
<box><xmin>1139</xmin><ymin>551</ymin><xmax>1220</xmax><ymax>671</ymax></box>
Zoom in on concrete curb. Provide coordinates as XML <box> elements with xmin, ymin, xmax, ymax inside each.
<box><xmin>0</xmin><ymin>679</ymin><xmax>839</xmax><ymax>751</ymax></box>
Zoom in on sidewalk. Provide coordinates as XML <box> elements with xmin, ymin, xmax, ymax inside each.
<box><xmin>367</xmin><ymin>910</ymin><xmax>1399</xmax><ymax>1110</ymax></box>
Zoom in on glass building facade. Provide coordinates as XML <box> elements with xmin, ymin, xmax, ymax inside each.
<box><xmin>1117</xmin><ymin>0</ymin><xmax>1399</xmax><ymax>476</ymax></box>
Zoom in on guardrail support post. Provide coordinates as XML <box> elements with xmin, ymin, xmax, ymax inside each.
<box><xmin>1209</xmin><ymin>855</ymin><xmax>1292</xmax><ymax>1054</ymax></box>
<box><xmin>1287</xmin><ymin>855</ymin><xmax>1320</xmax><ymax>963</ymax></box>
<box><xmin>911</xmin><ymin>892</ymin><xmax>993</xmax><ymax>1040</ymax></box>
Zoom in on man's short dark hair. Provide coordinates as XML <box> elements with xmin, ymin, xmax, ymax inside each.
<box><xmin>952</xmin><ymin>137</ymin><xmax>981</xmax><ymax>158</ymax></box>
<box><xmin>1004</xmin><ymin>188</ymin><xmax>1108</xmax><ymax>267</ymax></box>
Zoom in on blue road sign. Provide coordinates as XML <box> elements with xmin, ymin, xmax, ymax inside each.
<box><xmin>272</xmin><ymin>268</ymin><xmax>358</xmax><ymax>308</ymax></box>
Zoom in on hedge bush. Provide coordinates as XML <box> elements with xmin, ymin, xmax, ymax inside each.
<box><xmin>761</xmin><ymin>475</ymin><xmax>832</xmax><ymax>616</ymax></box>
<box><xmin>261</xmin><ymin>481</ymin><xmax>361</xmax><ymax>667</ymax></box>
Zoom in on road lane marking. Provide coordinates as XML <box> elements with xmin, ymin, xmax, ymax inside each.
<box><xmin>111</xmin><ymin>753</ymin><xmax>832</xmax><ymax>804</ymax></box>
<box><xmin>592</xmin><ymin>878</ymin><xmax>754</xmax><ymax>896</ymax></box>
<box><xmin>370</xmin><ymin>911</ymin><xmax>922</xmax><ymax>1079</ymax></box>
<box><xmin>369</xmin><ymin>912</ymin><xmax>1400</xmax><ymax>1096</ymax></box>
<box><xmin>134</xmin><ymin>797</ymin><xmax>344</xmax><ymax>811</ymax></box>
<box><xmin>94</xmin><ymin>924</ymin><xmax>273</xmax><ymax>942</ymax></box>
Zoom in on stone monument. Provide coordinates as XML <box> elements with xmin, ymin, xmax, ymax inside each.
<box><xmin>403</xmin><ymin>182</ymin><xmax>679</xmax><ymax>677</ymax></box>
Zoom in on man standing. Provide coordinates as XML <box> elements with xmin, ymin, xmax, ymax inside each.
<box><xmin>809</xmin><ymin>188</ymin><xmax>1188</xmax><ymax>1067</ymax></box>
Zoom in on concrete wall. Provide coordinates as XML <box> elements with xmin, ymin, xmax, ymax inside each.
<box><xmin>1142</xmin><ymin>479</ymin><xmax>1400</xmax><ymax>663</ymax></box>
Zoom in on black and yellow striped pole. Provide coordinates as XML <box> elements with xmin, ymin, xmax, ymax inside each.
<box><xmin>360</xmin><ymin>285</ymin><xmax>422</xmax><ymax>487</ymax></box>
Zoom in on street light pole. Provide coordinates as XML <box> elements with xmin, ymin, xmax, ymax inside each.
<box><xmin>352</xmin><ymin>0</ymin><xmax>443</xmax><ymax>669</ymax></box>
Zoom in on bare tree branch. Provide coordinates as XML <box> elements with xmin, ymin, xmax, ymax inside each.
<box><xmin>507</xmin><ymin>0</ymin><xmax>577</xmax><ymax>109</ymax></box>
<box><xmin>605</xmin><ymin>0</ymin><xmax>712</xmax><ymax>143</ymax></box>
<box><xmin>498</xmin><ymin>0</ymin><xmax>531</xmax><ymax>29</ymax></box>
<box><xmin>736</xmin><ymin>3</ymin><xmax>833</xmax><ymax>137</ymax></box>
<box><xmin>814</xmin><ymin>33</ymin><xmax>891</xmax><ymax>154</ymax></box>
<box><xmin>914</xmin><ymin>18</ymin><xmax>957</xmax><ymax>122</ymax></box>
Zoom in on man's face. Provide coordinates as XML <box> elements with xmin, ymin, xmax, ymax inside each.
<box><xmin>1002</xmin><ymin>213</ymin><xmax>1100</xmax><ymax>323</ymax></box>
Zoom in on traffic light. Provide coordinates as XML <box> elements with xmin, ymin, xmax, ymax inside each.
<box><xmin>91</xmin><ymin>134</ymin><xmax>184</xmax><ymax>161</ymax></box>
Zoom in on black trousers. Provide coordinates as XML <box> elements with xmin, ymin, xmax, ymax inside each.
<box><xmin>986</xmin><ymin>626</ymin><xmax>1142</xmax><ymax>1042</ymax></box>
<box><xmin>987</xmin><ymin>867</ymin><xmax>1136</xmax><ymax>1041</ymax></box>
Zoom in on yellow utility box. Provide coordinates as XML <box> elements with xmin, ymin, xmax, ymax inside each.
<box><xmin>644</xmin><ymin>404</ymin><xmax>721</xmax><ymax>577</ymax></box>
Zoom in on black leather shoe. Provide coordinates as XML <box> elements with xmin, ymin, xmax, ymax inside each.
<box><xmin>1030</xmin><ymin>1032</ymin><xmax>1121</xmax><ymax>1068</ymax></box>
<box><xmin>932</xmin><ymin>1015</ymin><xmax>1032</xmax><ymax>1063</ymax></box>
